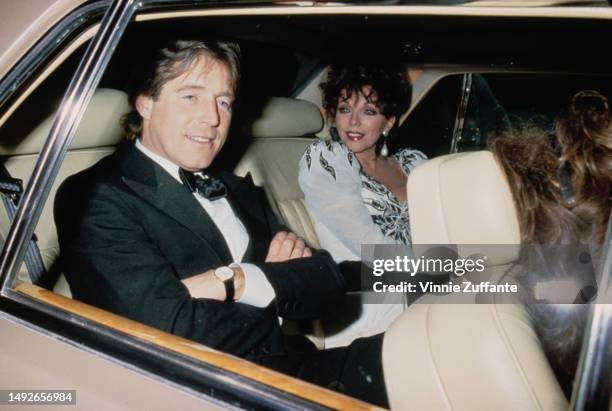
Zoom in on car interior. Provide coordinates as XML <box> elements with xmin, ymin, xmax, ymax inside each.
<box><xmin>1</xmin><ymin>4</ymin><xmax>611</xmax><ymax>409</ymax></box>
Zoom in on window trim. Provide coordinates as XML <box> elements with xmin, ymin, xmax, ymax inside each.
<box><xmin>450</xmin><ymin>72</ymin><xmax>473</xmax><ymax>153</ymax></box>
<box><xmin>3</xmin><ymin>283</ymin><xmax>366</xmax><ymax>410</ymax></box>
<box><xmin>0</xmin><ymin>1</ymin><xmax>109</xmax><ymax>116</ymax></box>
<box><xmin>571</xmin><ymin>214</ymin><xmax>612</xmax><ymax>410</ymax></box>
<box><xmin>0</xmin><ymin>0</ymin><xmax>136</xmax><ymax>294</ymax></box>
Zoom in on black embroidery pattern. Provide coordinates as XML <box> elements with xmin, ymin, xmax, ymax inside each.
<box><xmin>305</xmin><ymin>145</ymin><xmax>312</xmax><ymax>171</ymax></box>
<box><xmin>360</xmin><ymin>148</ymin><xmax>427</xmax><ymax>244</ymax></box>
<box><xmin>304</xmin><ymin>140</ymin><xmax>426</xmax><ymax>245</ymax></box>
<box><xmin>347</xmin><ymin>151</ymin><xmax>355</xmax><ymax>167</ymax></box>
<box><xmin>396</xmin><ymin>149</ymin><xmax>427</xmax><ymax>167</ymax></box>
<box><xmin>362</xmin><ymin>178</ymin><xmax>388</xmax><ymax>197</ymax></box>
<box><xmin>319</xmin><ymin>153</ymin><xmax>336</xmax><ymax>181</ymax></box>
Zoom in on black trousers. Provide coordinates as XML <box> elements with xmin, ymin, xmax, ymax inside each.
<box><xmin>254</xmin><ymin>333</ymin><xmax>388</xmax><ymax>408</ymax></box>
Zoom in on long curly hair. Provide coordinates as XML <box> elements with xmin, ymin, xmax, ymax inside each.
<box><xmin>556</xmin><ymin>90</ymin><xmax>612</xmax><ymax>244</ymax></box>
<box><xmin>489</xmin><ymin>130</ymin><xmax>580</xmax><ymax>244</ymax></box>
<box><xmin>490</xmin><ymin>90</ymin><xmax>611</xmax><ymax>245</ymax></box>
<box><xmin>488</xmin><ymin>90</ymin><xmax>611</xmax><ymax>397</ymax></box>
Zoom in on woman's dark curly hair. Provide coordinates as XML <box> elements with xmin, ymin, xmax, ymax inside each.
<box><xmin>555</xmin><ymin>90</ymin><xmax>612</xmax><ymax>244</ymax></box>
<box><xmin>488</xmin><ymin>90</ymin><xmax>611</xmax><ymax>398</ymax></box>
<box><xmin>321</xmin><ymin>64</ymin><xmax>411</xmax><ymax>121</ymax></box>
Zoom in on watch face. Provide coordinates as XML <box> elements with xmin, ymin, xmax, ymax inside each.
<box><xmin>215</xmin><ymin>266</ymin><xmax>234</xmax><ymax>281</ymax></box>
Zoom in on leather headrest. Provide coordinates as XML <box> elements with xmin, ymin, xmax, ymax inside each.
<box><xmin>1</xmin><ymin>88</ymin><xmax>129</xmax><ymax>155</ymax></box>
<box><xmin>250</xmin><ymin>97</ymin><xmax>323</xmax><ymax>138</ymax></box>
<box><xmin>408</xmin><ymin>151</ymin><xmax>520</xmax><ymax>265</ymax></box>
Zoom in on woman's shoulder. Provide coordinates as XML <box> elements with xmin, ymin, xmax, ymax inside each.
<box><xmin>299</xmin><ymin>139</ymin><xmax>358</xmax><ymax>177</ymax></box>
<box><xmin>394</xmin><ymin>147</ymin><xmax>428</xmax><ymax>172</ymax></box>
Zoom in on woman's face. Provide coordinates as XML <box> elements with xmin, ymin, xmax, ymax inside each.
<box><xmin>334</xmin><ymin>86</ymin><xmax>395</xmax><ymax>156</ymax></box>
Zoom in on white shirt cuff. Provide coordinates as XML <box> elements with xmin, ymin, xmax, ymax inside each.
<box><xmin>232</xmin><ymin>263</ymin><xmax>275</xmax><ymax>307</ymax></box>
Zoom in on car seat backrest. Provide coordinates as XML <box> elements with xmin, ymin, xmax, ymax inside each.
<box><xmin>407</xmin><ymin>150</ymin><xmax>522</xmax><ymax>292</ymax></box>
<box><xmin>234</xmin><ymin>97</ymin><xmax>323</xmax><ymax>248</ymax></box>
<box><xmin>408</xmin><ymin>150</ymin><xmax>521</xmax><ymax>257</ymax></box>
<box><xmin>383</xmin><ymin>303</ymin><xmax>567</xmax><ymax>411</ymax></box>
<box><xmin>0</xmin><ymin>89</ymin><xmax>130</xmax><ymax>297</ymax></box>
<box><xmin>383</xmin><ymin>150</ymin><xmax>566</xmax><ymax>410</ymax></box>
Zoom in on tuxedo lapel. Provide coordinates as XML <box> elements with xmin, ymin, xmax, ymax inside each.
<box><xmin>118</xmin><ymin>144</ymin><xmax>233</xmax><ymax>263</ymax></box>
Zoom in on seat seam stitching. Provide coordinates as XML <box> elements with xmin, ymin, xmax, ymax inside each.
<box><xmin>489</xmin><ymin>304</ymin><xmax>544</xmax><ymax>410</ymax></box>
<box><xmin>425</xmin><ymin>304</ymin><xmax>454</xmax><ymax>411</ymax></box>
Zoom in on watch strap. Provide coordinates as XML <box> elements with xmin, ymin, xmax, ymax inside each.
<box><xmin>223</xmin><ymin>277</ymin><xmax>235</xmax><ymax>302</ymax></box>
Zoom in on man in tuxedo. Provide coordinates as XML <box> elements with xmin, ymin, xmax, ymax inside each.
<box><xmin>55</xmin><ymin>40</ymin><xmax>388</xmax><ymax>406</ymax></box>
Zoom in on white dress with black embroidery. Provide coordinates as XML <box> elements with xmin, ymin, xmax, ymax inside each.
<box><xmin>298</xmin><ymin>140</ymin><xmax>427</xmax><ymax>348</ymax></box>
<box><xmin>299</xmin><ymin>140</ymin><xmax>427</xmax><ymax>262</ymax></box>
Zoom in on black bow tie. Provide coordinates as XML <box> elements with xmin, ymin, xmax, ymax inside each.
<box><xmin>179</xmin><ymin>168</ymin><xmax>227</xmax><ymax>201</ymax></box>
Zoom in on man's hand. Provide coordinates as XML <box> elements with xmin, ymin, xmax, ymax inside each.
<box><xmin>265</xmin><ymin>231</ymin><xmax>312</xmax><ymax>262</ymax></box>
<box><xmin>181</xmin><ymin>266</ymin><xmax>246</xmax><ymax>300</ymax></box>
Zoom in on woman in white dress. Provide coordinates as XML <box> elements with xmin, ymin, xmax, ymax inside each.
<box><xmin>298</xmin><ymin>64</ymin><xmax>427</xmax><ymax>347</ymax></box>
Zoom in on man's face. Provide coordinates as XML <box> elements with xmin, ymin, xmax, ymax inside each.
<box><xmin>138</xmin><ymin>55</ymin><xmax>234</xmax><ymax>171</ymax></box>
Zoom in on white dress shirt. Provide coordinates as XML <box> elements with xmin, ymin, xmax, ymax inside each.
<box><xmin>135</xmin><ymin>139</ymin><xmax>275</xmax><ymax>307</ymax></box>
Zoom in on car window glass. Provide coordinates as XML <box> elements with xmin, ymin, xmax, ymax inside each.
<box><xmin>457</xmin><ymin>73</ymin><xmax>512</xmax><ymax>151</ymax></box>
<box><xmin>0</xmin><ymin>44</ymin><xmax>89</xmax><ymax>289</ymax></box>
<box><xmin>394</xmin><ymin>74</ymin><xmax>463</xmax><ymax>157</ymax></box>
<box><xmin>397</xmin><ymin>72</ymin><xmax>612</xmax><ymax>157</ymax></box>
<box><xmin>460</xmin><ymin>73</ymin><xmax>612</xmax><ymax>152</ymax></box>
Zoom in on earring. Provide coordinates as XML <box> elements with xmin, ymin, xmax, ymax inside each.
<box><xmin>380</xmin><ymin>130</ymin><xmax>389</xmax><ymax>157</ymax></box>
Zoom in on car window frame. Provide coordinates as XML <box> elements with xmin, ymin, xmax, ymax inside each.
<box><xmin>571</xmin><ymin>214</ymin><xmax>612</xmax><ymax>409</ymax></box>
<box><xmin>0</xmin><ymin>1</ymin><xmax>109</xmax><ymax>123</ymax></box>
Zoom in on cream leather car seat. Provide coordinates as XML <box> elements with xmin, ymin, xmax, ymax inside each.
<box><xmin>234</xmin><ymin>97</ymin><xmax>322</xmax><ymax>248</ymax></box>
<box><xmin>0</xmin><ymin>89</ymin><xmax>130</xmax><ymax>297</ymax></box>
<box><xmin>382</xmin><ymin>151</ymin><xmax>567</xmax><ymax>410</ymax></box>
<box><xmin>409</xmin><ymin>151</ymin><xmax>521</xmax><ymax>302</ymax></box>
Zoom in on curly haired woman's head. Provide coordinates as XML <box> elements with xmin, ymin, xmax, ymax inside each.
<box><xmin>488</xmin><ymin>91</ymin><xmax>611</xmax><ymax>397</ymax></box>
<box><xmin>321</xmin><ymin>64</ymin><xmax>411</xmax><ymax>157</ymax></box>
<box><xmin>321</xmin><ymin>64</ymin><xmax>410</xmax><ymax>120</ymax></box>
<box><xmin>556</xmin><ymin>90</ymin><xmax>611</xmax><ymax>157</ymax></box>
<box><xmin>555</xmin><ymin>90</ymin><xmax>612</xmax><ymax>243</ymax></box>
<box><xmin>488</xmin><ymin>129</ymin><xmax>580</xmax><ymax>244</ymax></box>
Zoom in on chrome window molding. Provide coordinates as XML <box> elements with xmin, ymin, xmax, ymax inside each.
<box><xmin>0</xmin><ymin>288</ymin><xmax>327</xmax><ymax>410</ymax></box>
<box><xmin>0</xmin><ymin>0</ymin><xmax>109</xmax><ymax>111</ymax></box>
<box><xmin>0</xmin><ymin>0</ymin><xmax>139</xmax><ymax>291</ymax></box>
<box><xmin>571</xmin><ymin>213</ymin><xmax>612</xmax><ymax>410</ymax></box>
<box><xmin>450</xmin><ymin>72</ymin><xmax>472</xmax><ymax>153</ymax></box>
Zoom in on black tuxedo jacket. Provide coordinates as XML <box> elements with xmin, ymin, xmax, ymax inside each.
<box><xmin>55</xmin><ymin>142</ymin><xmax>345</xmax><ymax>358</ymax></box>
